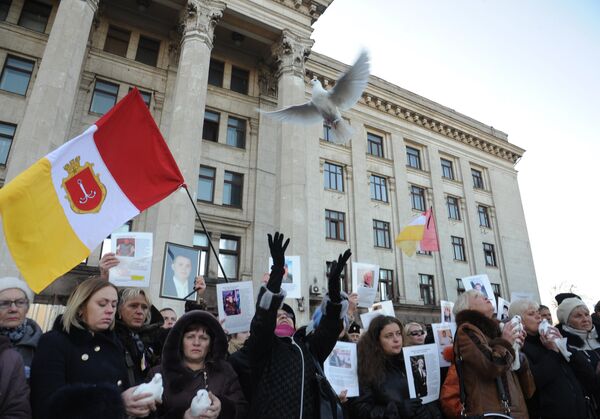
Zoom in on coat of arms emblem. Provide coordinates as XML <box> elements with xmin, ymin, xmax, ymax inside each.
<box><xmin>61</xmin><ymin>156</ymin><xmax>107</xmax><ymax>214</ymax></box>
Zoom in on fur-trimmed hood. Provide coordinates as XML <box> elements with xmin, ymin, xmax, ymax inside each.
<box><xmin>455</xmin><ymin>309</ymin><xmax>501</xmax><ymax>339</ymax></box>
<box><xmin>161</xmin><ymin>310</ymin><xmax>228</xmax><ymax>392</ymax></box>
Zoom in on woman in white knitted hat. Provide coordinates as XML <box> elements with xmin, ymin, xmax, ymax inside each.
<box><xmin>0</xmin><ymin>277</ymin><xmax>42</xmax><ymax>378</ymax></box>
<box><xmin>556</xmin><ymin>297</ymin><xmax>600</xmax><ymax>417</ymax></box>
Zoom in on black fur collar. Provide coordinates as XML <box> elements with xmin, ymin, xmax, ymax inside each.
<box><xmin>455</xmin><ymin>309</ymin><xmax>501</xmax><ymax>339</ymax></box>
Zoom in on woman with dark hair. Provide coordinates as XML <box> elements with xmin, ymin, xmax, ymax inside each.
<box><xmin>150</xmin><ymin>310</ymin><xmax>246</xmax><ymax>418</ymax></box>
<box><xmin>351</xmin><ymin>315</ymin><xmax>441</xmax><ymax>419</ymax></box>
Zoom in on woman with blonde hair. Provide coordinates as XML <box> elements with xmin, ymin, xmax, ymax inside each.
<box><xmin>30</xmin><ymin>278</ymin><xmax>155</xmax><ymax>418</ymax></box>
<box><xmin>404</xmin><ymin>322</ymin><xmax>427</xmax><ymax>346</ymax></box>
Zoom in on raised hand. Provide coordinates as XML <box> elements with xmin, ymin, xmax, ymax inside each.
<box><xmin>327</xmin><ymin>249</ymin><xmax>351</xmax><ymax>303</ymax></box>
<box><xmin>266</xmin><ymin>232</ymin><xmax>290</xmax><ymax>293</ymax></box>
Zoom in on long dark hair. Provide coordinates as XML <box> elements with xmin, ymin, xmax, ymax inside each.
<box><xmin>357</xmin><ymin>315</ymin><xmax>403</xmax><ymax>387</ymax></box>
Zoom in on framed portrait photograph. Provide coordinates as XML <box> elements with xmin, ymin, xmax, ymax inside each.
<box><xmin>161</xmin><ymin>242</ymin><xmax>200</xmax><ymax>301</ymax></box>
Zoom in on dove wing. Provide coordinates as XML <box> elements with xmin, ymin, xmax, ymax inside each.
<box><xmin>261</xmin><ymin>102</ymin><xmax>323</xmax><ymax>124</ymax></box>
<box><xmin>329</xmin><ymin>50</ymin><xmax>370</xmax><ymax>111</ymax></box>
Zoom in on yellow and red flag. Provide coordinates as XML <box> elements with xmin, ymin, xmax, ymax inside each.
<box><xmin>0</xmin><ymin>89</ymin><xmax>183</xmax><ymax>292</ymax></box>
<box><xmin>395</xmin><ymin>208</ymin><xmax>439</xmax><ymax>256</ymax></box>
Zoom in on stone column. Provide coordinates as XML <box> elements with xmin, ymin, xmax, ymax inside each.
<box><xmin>148</xmin><ymin>0</ymin><xmax>225</xmax><ymax>311</ymax></box>
<box><xmin>271</xmin><ymin>30</ymin><xmax>315</xmax><ymax>324</ymax></box>
<box><xmin>0</xmin><ymin>0</ymin><xmax>99</xmax><ymax>276</ymax></box>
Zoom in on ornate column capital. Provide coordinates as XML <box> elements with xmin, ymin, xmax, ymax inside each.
<box><xmin>271</xmin><ymin>30</ymin><xmax>314</xmax><ymax>79</ymax></box>
<box><xmin>179</xmin><ymin>0</ymin><xmax>226</xmax><ymax>49</ymax></box>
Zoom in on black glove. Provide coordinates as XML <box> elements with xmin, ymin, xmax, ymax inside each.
<box><xmin>413</xmin><ymin>404</ymin><xmax>433</xmax><ymax>419</ymax></box>
<box><xmin>266</xmin><ymin>232</ymin><xmax>290</xmax><ymax>293</ymax></box>
<box><xmin>327</xmin><ymin>249</ymin><xmax>351</xmax><ymax>303</ymax></box>
<box><xmin>397</xmin><ymin>398</ymin><xmax>422</xmax><ymax>417</ymax></box>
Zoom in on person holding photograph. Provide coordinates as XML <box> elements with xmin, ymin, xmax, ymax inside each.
<box><xmin>509</xmin><ymin>299</ymin><xmax>589</xmax><ymax>419</ymax></box>
<box><xmin>350</xmin><ymin>315</ymin><xmax>441</xmax><ymax>419</ymax></box>
<box><xmin>453</xmin><ymin>289</ymin><xmax>535</xmax><ymax>418</ymax></box>
<box><xmin>241</xmin><ymin>232</ymin><xmax>350</xmax><ymax>419</ymax></box>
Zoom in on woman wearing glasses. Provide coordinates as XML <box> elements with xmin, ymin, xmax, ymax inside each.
<box><xmin>0</xmin><ymin>277</ymin><xmax>42</xmax><ymax>378</ymax></box>
<box><xmin>403</xmin><ymin>322</ymin><xmax>427</xmax><ymax>346</ymax></box>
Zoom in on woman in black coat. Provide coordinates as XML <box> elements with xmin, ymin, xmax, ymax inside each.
<box><xmin>350</xmin><ymin>315</ymin><xmax>441</xmax><ymax>419</ymax></box>
<box><xmin>30</xmin><ymin>278</ymin><xmax>155</xmax><ymax>418</ymax></box>
<box><xmin>510</xmin><ymin>299</ymin><xmax>588</xmax><ymax>419</ymax></box>
<box><xmin>149</xmin><ymin>310</ymin><xmax>247</xmax><ymax>418</ymax></box>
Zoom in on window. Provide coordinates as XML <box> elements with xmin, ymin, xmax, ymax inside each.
<box><xmin>472</xmin><ymin>168</ymin><xmax>484</xmax><ymax>189</ymax></box>
<box><xmin>325</xmin><ymin>209</ymin><xmax>345</xmax><ymax>241</ymax></box>
<box><xmin>0</xmin><ymin>0</ymin><xmax>11</xmax><ymax>21</ymax></box>
<box><xmin>230</xmin><ymin>66</ymin><xmax>249</xmax><ymax>94</ymax></box>
<box><xmin>197</xmin><ymin>166</ymin><xmax>215</xmax><ymax>203</ymax></box>
<box><xmin>452</xmin><ymin>236</ymin><xmax>466</xmax><ymax>261</ymax></box>
<box><xmin>202</xmin><ymin>110</ymin><xmax>219</xmax><ymax>142</ymax></box>
<box><xmin>379</xmin><ymin>269</ymin><xmax>393</xmax><ymax>301</ymax></box>
<box><xmin>0</xmin><ymin>55</ymin><xmax>34</xmax><ymax>96</ymax></box>
<box><xmin>406</xmin><ymin>146</ymin><xmax>421</xmax><ymax>169</ymax></box>
<box><xmin>0</xmin><ymin>122</ymin><xmax>16</xmax><ymax>165</ymax></box>
<box><xmin>18</xmin><ymin>0</ymin><xmax>51</xmax><ymax>32</ymax></box>
<box><xmin>367</xmin><ymin>133</ymin><xmax>384</xmax><ymax>157</ymax></box>
<box><xmin>416</xmin><ymin>249</ymin><xmax>432</xmax><ymax>256</ymax></box>
<box><xmin>441</xmin><ymin>158</ymin><xmax>454</xmax><ymax>180</ymax></box>
<box><xmin>193</xmin><ymin>231</ymin><xmax>210</xmax><ymax>277</ymax></box>
<box><xmin>491</xmin><ymin>283</ymin><xmax>501</xmax><ymax>301</ymax></box>
<box><xmin>410</xmin><ymin>185</ymin><xmax>426</xmax><ymax>211</ymax></box>
<box><xmin>218</xmin><ymin>236</ymin><xmax>239</xmax><ymax>280</ymax></box>
<box><xmin>128</xmin><ymin>87</ymin><xmax>151</xmax><ymax>107</ymax></box>
<box><xmin>323</xmin><ymin>123</ymin><xmax>333</xmax><ymax>142</ymax></box>
<box><xmin>223</xmin><ymin>171</ymin><xmax>243</xmax><ymax>208</ymax></box>
<box><xmin>100</xmin><ymin>221</ymin><xmax>133</xmax><ymax>258</ymax></box>
<box><xmin>104</xmin><ymin>26</ymin><xmax>130</xmax><ymax>57</ymax></box>
<box><xmin>324</xmin><ymin>162</ymin><xmax>344</xmax><ymax>192</ymax></box>
<box><xmin>456</xmin><ymin>278</ymin><xmax>465</xmax><ymax>295</ymax></box>
<box><xmin>226</xmin><ymin>116</ymin><xmax>246</xmax><ymax>148</ymax></box>
<box><xmin>419</xmin><ymin>274</ymin><xmax>435</xmax><ymax>305</ymax></box>
<box><xmin>135</xmin><ymin>36</ymin><xmax>160</xmax><ymax>67</ymax></box>
<box><xmin>483</xmin><ymin>242</ymin><xmax>497</xmax><ymax>267</ymax></box>
<box><xmin>90</xmin><ymin>80</ymin><xmax>118</xmax><ymax>115</ymax></box>
<box><xmin>447</xmin><ymin>196</ymin><xmax>461</xmax><ymax>220</ymax></box>
<box><xmin>208</xmin><ymin>59</ymin><xmax>224</xmax><ymax>87</ymax></box>
<box><xmin>373</xmin><ymin>219</ymin><xmax>391</xmax><ymax>248</ymax></box>
<box><xmin>478</xmin><ymin>205</ymin><xmax>491</xmax><ymax>228</ymax></box>
<box><xmin>370</xmin><ymin>175</ymin><xmax>388</xmax><ymax>202</ymax></box>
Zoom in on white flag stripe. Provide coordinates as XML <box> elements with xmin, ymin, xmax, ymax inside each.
<box><xmin>47</xmin><ymin>125</ymin><xmax>139</xmax><ymax>250</ymax></box>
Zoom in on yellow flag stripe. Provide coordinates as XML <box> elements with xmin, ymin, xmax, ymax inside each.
<box><xmin>0</xmin><ymin>158</ymin><xmax>89</xmax><ymax>293</ymax></box>
<box><xmin>395</xmin><ymin>225</ymin><xmax>425</xmax><ymax>242</ymax></box>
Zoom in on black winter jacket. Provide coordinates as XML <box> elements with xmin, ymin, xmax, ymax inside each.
<box><xmin>30</xmin><ymin>326</ymin><xmax>128</xmax><ymax>419</ymax></box>
<box><xmin>242</xmin><ymin>285</ymin><xmax>346</xmax><ymax>419</ymax></box>
<box><xmin>522</xmin><ymin>333</ymin><xmax>588</xmax><ymax>419</ymax></box>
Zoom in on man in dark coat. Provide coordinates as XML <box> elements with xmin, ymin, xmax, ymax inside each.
<box><xmin>240</xmin><ymin>232</ymin><xmax>350</xmax><ymax>419</ymax></box>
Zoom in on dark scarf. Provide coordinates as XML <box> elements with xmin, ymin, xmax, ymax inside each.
<box><xmin>0</xmin><ymin>321</ymin><xmax>26</xmax><ymax>344</ymax></box>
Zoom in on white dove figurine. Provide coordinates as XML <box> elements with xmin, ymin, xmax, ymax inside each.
<box><xmin>190</xmin><ymin>389</ymin><xmax>212</xmax><ymax>417</ymax></box>
<box><xmin>539</xmin><ymin>319</ymin><xmax>572</xmax><ymax>361</ymax></box>
<box><xmin>133</xmin><ymin>373</ymin><xmax>163</xmax><ymax>403</ymax></box>
<box><xmin>510</xmin><ymin>315</ymin><xmax>524</xmax><ymax>371</ymax></box>
<box><xmin>261</xmin><ymin>50</ymin><xmax>370</xmax><ymax>144</ymax></box>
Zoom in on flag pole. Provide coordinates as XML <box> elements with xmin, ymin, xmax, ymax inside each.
<box><xmin>180</xmin><ymin>184</ymin><xmax>229</xmax><ymax>301</ymax></box>
<box><xmin>429</xmin><ymin>206</ymin><xmax>448</xmax><ymax>301</ymax></box>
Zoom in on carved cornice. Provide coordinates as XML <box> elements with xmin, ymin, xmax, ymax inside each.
<box><xmin>306</xmin><ymin>70</ymin><xmax>523</xmax><ymax>164</ymax></box>
<box><xmin>272</xmin><ymin>30</ymin><xmax>314</xmax><ymax>79</ymax></box>
<box><xmin>178</xmin><ymin>0</ymin><xmax>226</xmax><ymax>49</ymax></box>
<box><xmin>272</xmin><ymin>0</ymin><xmax>331</xmax><ymax>24</ymax></box>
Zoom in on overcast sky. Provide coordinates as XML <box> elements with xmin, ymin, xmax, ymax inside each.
<box><xmin>312</xmin><ymin>0</ymin><xmax>600</xmax><ymax>309</ymax></box>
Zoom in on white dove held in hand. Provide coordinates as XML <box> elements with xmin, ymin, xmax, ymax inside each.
<box><xmin>261</xmin><ymin>50</ymin><xmax>370</xmax><ymax>144</ymax></box>
<box><xmin>190</xmin><ymin>389</ymin><xmax>212</xmax><ymax>417</ymax></box>
<box><xmin>133</xmin><ymin>373</ymin><xmax>163</xmax><ymax>403</ymax></box>
<box><xmin>539</xmin><ymin>319</ymin><xmax>572</xmax><ymax>361</ymax></box>
<box><xmin>510</xmin><ymin>315</ymin><xmax>524</xmax><ymax>370</ymax></box>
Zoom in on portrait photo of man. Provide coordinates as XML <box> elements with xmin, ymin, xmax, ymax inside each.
<box><xmin>161</xmin><ymin>243</ymin><xmax>200</xmax><ymax>301</ymax></box>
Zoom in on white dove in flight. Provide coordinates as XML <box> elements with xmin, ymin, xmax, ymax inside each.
<box><xmin>262</xmin><ymin>50</ymin><xmax>370</xmax><ymax>144</ymax></box>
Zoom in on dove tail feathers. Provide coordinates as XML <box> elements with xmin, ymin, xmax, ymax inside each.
<box><xmin>330</xmin><ymin>119</ymin><xmax>354</xmax><ymax>144</ymax></box>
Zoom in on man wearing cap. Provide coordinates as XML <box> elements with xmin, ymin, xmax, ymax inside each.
<box><xmin>347</xmin><ymin>322</ymin><xmax>361</xmax><ymax>343</ymax></box>
<box><xmin>241</xmin><ymin>232</ymin><xmax>350</xmax><ymax>419</ymax></box>
<box><xmin>0</xmin><ymin>277</ymin><xmax>42</xmax><ymax>377</ymax></box>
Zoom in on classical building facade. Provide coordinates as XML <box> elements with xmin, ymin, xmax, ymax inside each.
<box><xmin>0</xmin><ymin>0</ymin><xmax>538</xmax><ymax>324</ymax></box>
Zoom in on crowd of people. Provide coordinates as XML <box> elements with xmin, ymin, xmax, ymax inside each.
<box><xmin>1</xmin><ymin>232</ymin><xmax>600</xmax><ymax>419</ymax></box>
